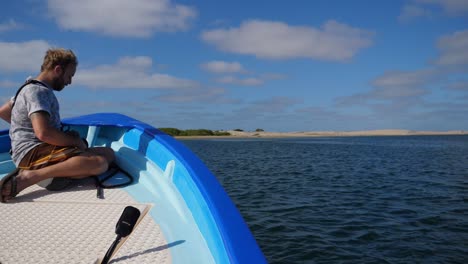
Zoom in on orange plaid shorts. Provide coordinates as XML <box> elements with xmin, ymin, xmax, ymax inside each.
<box><xmin>18</xmin><ymin>143</ymin><xmax>83</xmax><ymax>170</ymax></box>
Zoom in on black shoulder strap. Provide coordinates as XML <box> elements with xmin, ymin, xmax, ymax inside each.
<box><xmin>11</xmin><ymin>79</ymin><xmax>48</xmax><ymax>109</ymax></box>
<box><xmin>94</xmin><ymin>163</ymin><xmax>134</xmax><ymax>189</ymax></box>
<box><xmin>94</xmin><ymin>164</ymin><xmax>134</xmax><ymax>199</ymax></box>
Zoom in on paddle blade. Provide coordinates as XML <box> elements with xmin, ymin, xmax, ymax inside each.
<box><xmin>115</xmin><ymin>206</ymin><xmax>141</xmax><ymax>237</ymax></box>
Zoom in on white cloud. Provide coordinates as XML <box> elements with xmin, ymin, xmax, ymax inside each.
<box><xmin>415</xmin><ymin>0</ymin><xmax>468</xmax><ymax>15</ymax></box>
<box><xmin>336</xmin><ymin>69</ymin><xmax>440</xmax><ymax>106</ymax></box>
<box><xmin>371</xmin><ymin>69</ymin><xmax>440</xmax><ymax>90</ymax></box>
<box><xmin>229</xmin><ymin>97</ymin><xmax>304</xmax><ymax>129</ymax></box>
<box><xmin>215</xmin><ymin>76</ymin><xmax>263</xmax><ymax>86</ymax></box>
<box><xmin>434</xmin><ymin>30</ymin><xmax>468</xmax><ymax>65</ymax></box>
<box><xmin>252</xmin><ymin>96</ymin><xmax>302</xmax><ymax>113</ymax></box>
<box><xmin>157</xmin><ymin>87</ymin><xmax>239</xmax><ymax>103</ymax></box>
<box><xmin>47</xmin><ymin>0</ymin><xmax>197</xmax><ymax>37</ymax></box>
<box><xmin>400</xmin><ymin>0</ymin><xmax>468</xmax><ymax>22</ymax></box>
<box><xmin>334</xmin><ymin>28</ymin><xmax>468</xmax><ymax>127</ymax></box>
<box><xmin>201</xmin><ymin>61</ymin><xmax>245</xmax><ymax>73</ymax></box>
<box><xmin>201</xmin><ymin>20</ymin><xmax>374</xmax><ymax>61</ymax></box>
<box><xmin>398</xmin><ymin>4</ymin><xmax>433</xmax><ymax>22</ymax></box>
<box><xmin>0</xmin><ymin>19</ymin><xmax>21</xmax><ymax>33</ymax></box>
<box><xmin>446</xmin><ymin>80</ymin><xmax>468</xmax><ymax>91</ymax></box>
<box><xmin>258</xmin><ymin>73</ymin><xmax>287</xmax><ymax>80</ymax></box>
<box><xmin>0</xmin><ymin>40</ymin><xmax>50</xmax><ymax>72</ymax></box>
<box><xmin>200</xmin><ymin>60</ymin><xmax>285</xmax><ymax>86</ymax></box>
<box><xmin>0</xmin><ymin>80</ymin><xmax>18</xmax><ymax>88</ymax></box>
<box><xmin>75</xmin><ymin>56</ymin><xmax>199</xmax><ymax>89</ymax></box>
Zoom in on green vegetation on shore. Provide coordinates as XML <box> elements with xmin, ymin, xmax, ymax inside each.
<box><xmin>159</xmin><ymin>128</ymin><xmax>231</xmax><ymax>137</ymax></box>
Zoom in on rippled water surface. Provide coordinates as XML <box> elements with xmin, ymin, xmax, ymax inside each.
<box><xmin>181</xmin><ymin>136</ymin><xmax>468</xmax><ymax>263</ymax></box>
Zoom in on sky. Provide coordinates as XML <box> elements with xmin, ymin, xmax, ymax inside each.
<box><xmin>0</xmin><ymin>0</ymin><xmax>467</xmax><ymax>132</ymax></box>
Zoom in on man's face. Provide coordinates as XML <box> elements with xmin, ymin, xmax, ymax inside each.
<box><xmin>53</xmin><ymin>64</ymin><xmax>76</xmax><ymax>91</ymax></box>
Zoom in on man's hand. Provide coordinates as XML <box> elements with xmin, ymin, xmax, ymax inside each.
<box><xmin>65</xmin><ymin>130</ymin><xmax>80</xmax><ymax>137</ymax></box>
<box><xmin>65</xmin><ymin>130</ymin><xmax>88</xmax><ymax>150</ymax></box>
<box><xmin>76</xmin><ymin>138</ymin><xmax>88</xmax><ymax>150</ymax></box>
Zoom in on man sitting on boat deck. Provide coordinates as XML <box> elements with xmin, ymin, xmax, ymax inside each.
<box><xmin>0</xmin><ymin>48</ymin><xmax>115</xmax><ymax>202</ymax></box>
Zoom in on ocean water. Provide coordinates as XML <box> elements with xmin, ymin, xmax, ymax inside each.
<box><xmin>181</xmin><ymin>136</ymin><xmax>468</xmax><ymax>264</ymax></box>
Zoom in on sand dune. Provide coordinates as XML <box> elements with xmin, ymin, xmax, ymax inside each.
<box><xmin>224</xmin><ymin>129</ymin><xmax>468</xmax><ymax>138</ymax></box>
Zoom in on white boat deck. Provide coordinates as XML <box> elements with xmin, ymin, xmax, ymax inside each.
<box><xmin>0</xmin><ymin>178</ymin><xmax>170</xmax><ymax>264</ymax></box>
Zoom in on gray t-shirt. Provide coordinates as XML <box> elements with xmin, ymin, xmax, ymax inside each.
<box><xmin>10</xmin><ymin>82</ymin><xmax>61</xmax><ymax>166</ymax></box>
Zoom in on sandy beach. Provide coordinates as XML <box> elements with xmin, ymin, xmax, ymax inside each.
<box><xmin>177</xmin><ymin>129</ymin><xmax>468</xmax><ymax>139</ymax></box>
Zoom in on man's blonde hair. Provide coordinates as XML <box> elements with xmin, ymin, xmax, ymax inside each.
<box><xmin>41</xmin><ymin>48</ymin><xmax>78</xmax><ymax>72</ymax></box>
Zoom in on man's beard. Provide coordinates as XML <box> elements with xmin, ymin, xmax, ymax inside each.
<box><xmin>51</xmin><ymin>75</ymin><xmax>65</xmax><ymax>91</ymax></box>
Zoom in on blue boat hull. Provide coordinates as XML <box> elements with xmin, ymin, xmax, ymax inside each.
<box><xmin>0</xmin><ymin>113</ymin><xmax>266</xmax><ymax>263</ymax></box>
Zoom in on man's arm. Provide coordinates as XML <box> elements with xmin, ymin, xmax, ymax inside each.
<box><xmin>30</xmin><ymin>111</ymin><xmax>87</xmax><ymax>150</ymax></box>
<box><xmin>0</xmin><ymin>100</ymin><xmax>12</xmax><ymax>123</ymax></box>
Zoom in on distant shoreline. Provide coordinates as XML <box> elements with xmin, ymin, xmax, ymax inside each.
<box><xmin>176</xmin><ymin>129</ymin><xmax>468</xmax><ymax>139</ymax></box>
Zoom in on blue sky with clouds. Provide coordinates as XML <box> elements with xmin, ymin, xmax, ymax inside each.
<box><xmin>0</xmin><ymin>0</ymin><xmax>467</xmax><ymax>132</ymax></box>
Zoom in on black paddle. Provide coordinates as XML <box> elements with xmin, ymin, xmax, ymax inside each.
<box><xmin>101</xmin><ymin>206</ymin><xmax>141</xmax><ymax>264</ymax></box>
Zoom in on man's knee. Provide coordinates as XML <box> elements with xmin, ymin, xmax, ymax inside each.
<box><xmin>104</xmin><ymin>147</ymin><xmax>115</xmax><ymax>163</ymax></box>
<box><xmin>88</xmin><ymin>147</ymin><xmax>115</xmax><ymax>163</ymax></box>
<box><xmin>92</xmin><ymin>155</ymin><xmax>109</xmax><ymax>175</ymax></box>
<box><xmin>78</xmin><ymin>154</ymin><xmax>109</xmax><ymax>175</ymax></box>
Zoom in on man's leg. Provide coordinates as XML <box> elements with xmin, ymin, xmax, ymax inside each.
<box><xmin>2</xmin><ymin>147</ymin><xmax>114</xmax><ymax>199</ymax></box>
